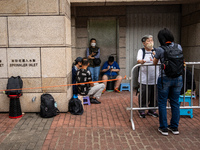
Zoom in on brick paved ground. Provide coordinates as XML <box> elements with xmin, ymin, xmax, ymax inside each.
<box><xmin>0</xmin><ymin>113</ymin><xmax>53</xmax><ymax>150</ymax></box>
<box><xmin>0</xmin><ymin>113</ymin><xmax>21</xmax><ymax>144</ymax></box>
<box><xmin>1</xmin><ymin>91</ymin><xmax>200</xmax><ymax>150</ymax></box>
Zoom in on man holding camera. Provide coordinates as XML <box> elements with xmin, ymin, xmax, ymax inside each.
<box><xmin>101</xmin><ymin>56</ymin><xmax>122</xmax><ymax>94</ymax></box>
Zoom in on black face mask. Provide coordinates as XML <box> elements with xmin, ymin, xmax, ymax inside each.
<box><xmin>79</xmin><ymin>65</ymin><xmax>82</xmax><ymax>68</ymax></box>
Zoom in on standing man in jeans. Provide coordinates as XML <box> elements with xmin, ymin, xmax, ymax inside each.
<box><xmin>153</xmin><ymin>28</ymin><xmax>183</xmax><ymax>136</ymax></box>
<box><xmin>137</xmin><ymin>35</ymin><xmax>159</xmax><ymax>118</ymax></box>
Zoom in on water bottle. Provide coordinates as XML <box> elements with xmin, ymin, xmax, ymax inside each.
<box><xmin>54</xmin><ymin>102</ymin><xmax>57</xmax><ymax>108</ymax></box>
<box><xmin>32</xmin><ymin>96</ymin><xmax>36</xmax><ymax>102</ymax></box>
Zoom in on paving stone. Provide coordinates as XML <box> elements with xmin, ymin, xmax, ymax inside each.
<box><xmin>26</xmin><ymin>142</ymin><xmax>37</xmax><ymax>150</ymax></box>
<box><xmin>11</xmin><ymin>143</ymin><xmax>22</xmax><ymax>150</ymax></box>
<box><xmin>18</xmin><ymin>145</ymin><xmax>27</xmax><ymax>150</ymax></box>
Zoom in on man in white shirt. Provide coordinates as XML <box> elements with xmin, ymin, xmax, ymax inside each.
<box><xmin>137</xmin><ymin>35</ymin><xmax>159</xmax><ymax>118</ymax></box>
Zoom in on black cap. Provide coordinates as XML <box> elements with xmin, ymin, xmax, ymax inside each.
<box><xmin>75</xmin><ymin>57</ymin><xmax>82</xmax><ymax>62</ymax></box>
<box><xmin>141</xmin><ymin>35</ymin><xmax>153</xmax><ymax>42</ymax></box>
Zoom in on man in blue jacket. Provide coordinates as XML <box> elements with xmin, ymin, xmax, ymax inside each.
<box><xmin>101</xmin><ymin>56</ymin><xmax>122</xmax><ymax>93</ymax></box>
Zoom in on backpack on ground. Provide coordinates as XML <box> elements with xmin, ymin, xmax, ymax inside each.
<box><xmin>68</xmin><ymin>97</ymin><xmax>83</xmax><ymax>115</ymax></box>
<box><xmin>161</xmin><ymin>43</ymin><xmax>184</xmax><ymax>78</ymax></box>
<box><xmin>40</xmin><ymin>94</ymin><xmax>60</xmax><ymax>118</ymax></box>
<box><xmin>6</xmin><ymin>76</ymin><xmax>23</xmax><ymax>97</ymax></box>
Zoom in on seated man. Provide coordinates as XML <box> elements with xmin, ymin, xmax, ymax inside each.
<box><xmin>76</xmin><ymin>57</ymin><xmax>105</xmax><ymax>104</ymax></box>
<box><xmin>101</xmin><ymin>56</ymin><xmax>122</xmax><ymax>93</ymax></box>
<box><xmin>72</xmin><ymin>57</ymin><xmax>82</xmax><ymax>95</ymax></box>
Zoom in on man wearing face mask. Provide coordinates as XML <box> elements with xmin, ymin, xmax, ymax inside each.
<box><xmin>87</xmin><ymin>38</ymin><xmax>101</xmax><ymax>81</ymax></box>
<box><xmin>137</xmin><ymin>35</ymin><xmax>159</xmax><ymax>118</ymax></box>
<box><xmin>72</xmin><ymin>57</ymin><xmax>82</xmax><ymax>95</ymax></box>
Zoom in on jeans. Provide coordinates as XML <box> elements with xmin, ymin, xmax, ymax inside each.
<box><xmin>88</xmin><ymin>66</ymin><xmax>100</xmax><ymax>81</ymax></box>
<box><xmin>157</xmin><ymin>76</ymin><xmax>183</xmax><ymax>129</ymax></box>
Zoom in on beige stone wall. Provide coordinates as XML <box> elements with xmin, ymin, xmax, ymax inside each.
<box><xmin>71</xmin><ymin>17</ymin><xmax>77</xmax><ymax>62</ymax></box>
<box><xmin>181</xmin><ymin>3</ymin><xmax>200</xmax><ymax>95</ymax></box>
<box><xmin>181</xmin><ymin>3</ymin><xmax>200</xmax><ymax>64</ymax></box>
<box><xmin>0</xmin><ymin>0</ymin><xmax>72</xmax><ymax>112</ymax></box>
<box><xmin>0</xmin><ymin>18</ymin><xmax>8</xmax><ymax>47</ymax></box>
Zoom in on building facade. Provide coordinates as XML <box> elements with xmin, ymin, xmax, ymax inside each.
<box><xmin>0</xmin><ymin>0</ymin><xmax>199</xmax><ymax>112</ymax></box>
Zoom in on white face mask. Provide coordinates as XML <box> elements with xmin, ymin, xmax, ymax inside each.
<box><xmin>146</xmin><ymin>42</ymin><xmax>154</xmax><ymax>50</ymax></box>
<box><xmin>91</xmin><ymin>43</ymin><xmax>96</xmax><ymax>47</ymax></box>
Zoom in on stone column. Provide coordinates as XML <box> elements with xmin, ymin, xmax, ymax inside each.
<box><xmin>0</xmin><ymin>0</ymin><xmax>72</xmax><ymax>112</ymax></box>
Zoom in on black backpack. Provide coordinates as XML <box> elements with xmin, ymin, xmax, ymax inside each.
<box><xmin>141</xmin><ymin>48</ymin><xmax>156</xmax><ymax>60</ymax></box>
<box><xmin>40</xmin><ymin>94</ymin><xmax>59</xmax><ymax>118</ymax></box>
<box><xmin>68</xmin><ymin>97</ymin><xmax>84</xmax><ymax>115</ymax></box>
<box><xmin>93</xmin><ymin>58</ymin><xmax>101</xmax><ymax>66</ymax></box>
<box><xmin>161</xmin><ymin>43</ymin><xmax>184</xmax><ymax>78</ymax></box>
<box><xmin>6</xmin><ymin>76</ymin><xmax>23</xmax><ymax>96</ymax></box>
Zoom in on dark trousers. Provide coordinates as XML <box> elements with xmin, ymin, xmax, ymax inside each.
<box><xmin>138</xmin><ymin>84</ymin><xmax>158</xmax><ymax>114</ymax></box>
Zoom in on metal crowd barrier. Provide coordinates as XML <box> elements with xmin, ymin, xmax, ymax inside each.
<box><xmin>127</xmin><ymin>62</ymin><xmax>200</xmax><ymax>130</ymax></box>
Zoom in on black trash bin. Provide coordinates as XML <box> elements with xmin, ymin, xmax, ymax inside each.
<box><xmin>5</xmin><ymin>76</ymin><xmax>23</xmax><ymax>119</ymax></box>
<box><xmin>9</xmin><ymin>96</ymin><xmax>22</xmax><ymax>119</ymax></box>
<box><xmin>106</xmin><ymin>81</ymin><xmax>115</xmax><ymax>91</ymax></box>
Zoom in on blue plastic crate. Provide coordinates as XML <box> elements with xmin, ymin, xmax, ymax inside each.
<box><xmin>179</xmin><ymin>95</ymin><xmax>193</xmax><ymax>118</ymax></box>
<box><xmin>120</xmin><ymin>83</ymin><xmax>130</xmax><ymax>92</ymax></box>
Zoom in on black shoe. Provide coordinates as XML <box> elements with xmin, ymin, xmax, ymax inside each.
<box><xmin>158</xmin><ymin>127</ymin><xmax>168</xmax><ymax>136</ymax></box>
<box><xmin>147</xmin><ymin>111</ymin><xmax>159</xmax><ymax>117</ymax></box>
<box><xmin>139</xmin><ymin>112</ymin><xmax>145</xmax><ymax>118</ymax></box>
<box><xmin>168</xmin><ymin>126</ymin><xmax>179</xmax><ymax>135</ymax></box>
<box><xmin>90</xmin><ymin>98</ymin><xmax>101</xmax><ymax>104</ymax></box>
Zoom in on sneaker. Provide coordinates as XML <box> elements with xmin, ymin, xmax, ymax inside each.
<box><xmin>90</xmin><ymin>98</ymin><xmax>101</xmax><ymax>104</ymax></box>
<box><xmin>168</xmin><ymin>126</ymin><xmax>179</xmax><ymax>135</ymax></box>
<box><xmin>139</xmin><ymin>113</ymin><xmax>146</xmax><ymax>118</ymax></box>
<box><xmin>114</xmin><ymin>88</ymin><xmax>120</xmax><ymax>93</ymax></box>
<box><xmin>102</xmin><ymin>89</ymin><xmax>106</xmax><ymax>94</ymax></box>
<box><xmin>147</xmin><ymin>111</ymin><xmax>159</xmax><ymax>117</ymax></box>
<box><xmin>158</xmin><ymin>127</ymin><xmax>168</xmax><ymax>136</ymax></box>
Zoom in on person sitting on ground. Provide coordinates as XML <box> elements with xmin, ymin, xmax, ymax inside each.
<box><xmin>72</xmin><ymin>57</ymin><xmax>82</xmax><ymax>95</ymax></box>
<box><xmin>101</xmin><ymin>56</ymin><xmax>122</xmax><ymax>94</ymax></box>
<box><xmin>76</xmin><ymin>57</ymin><xmax>105</xmax><ymax>104</ymax></box>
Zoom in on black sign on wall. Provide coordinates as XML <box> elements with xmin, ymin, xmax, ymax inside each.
<box><xmin>9</xmin><ymin>59</ymin><xmax>38</xmax><ymax>67</ymax></box>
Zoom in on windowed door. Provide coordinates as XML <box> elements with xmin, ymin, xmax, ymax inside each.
<box><xmin>88</xmin><ymin>18</ymin><xmax>117</xmax><ymax>69</ymax></box>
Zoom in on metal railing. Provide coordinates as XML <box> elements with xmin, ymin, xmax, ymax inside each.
<box><xmin>127</xmin><ymin>62</ymin><xmax>200</xmax><ymax>130</ymax></box>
